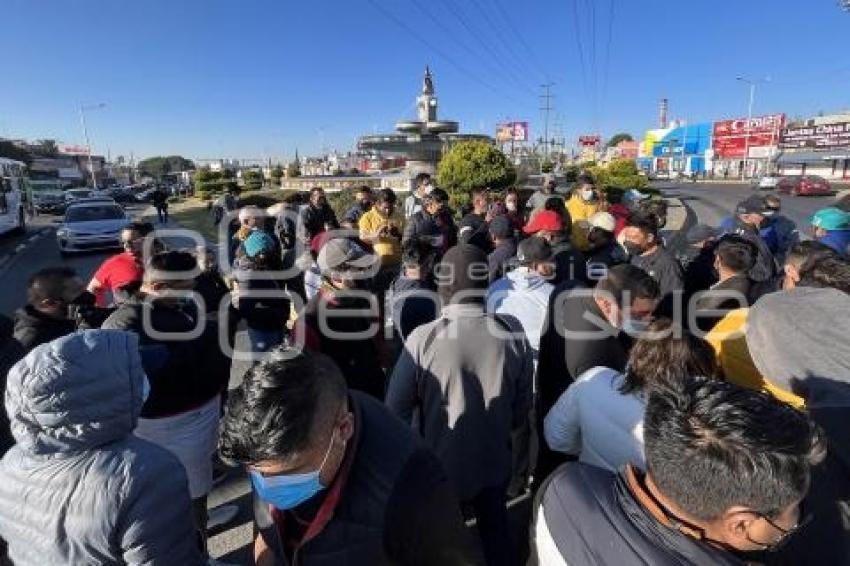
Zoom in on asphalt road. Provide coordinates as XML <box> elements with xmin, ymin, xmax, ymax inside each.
<box><xmin>655</xmin><ymin>181</ymin><xmax>843</xmax><ymax>239</ymax></box>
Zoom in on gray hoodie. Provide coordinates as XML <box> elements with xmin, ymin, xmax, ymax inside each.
<box><xmin>0</xmin><ymin>330</ymin><xmax>203</xmax><ymax>566</ymax></box>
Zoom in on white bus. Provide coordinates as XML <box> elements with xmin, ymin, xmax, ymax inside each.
<box><xmin>0</xmin><ymin>157</ymin><xmax>28</xmax><ymax>236</ymax></box>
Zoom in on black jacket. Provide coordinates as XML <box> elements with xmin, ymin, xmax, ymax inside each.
<box><xmin>551</xmin><ymin>236</ymin><xmax>588</xmax><ymax>286</ymax></box>
<box><xmin>254</xmin><ymin>391</ymin><xmax>484</xmax><ymax>566</ymax></box>
<box><xmin>729</xmin><ymin>222</ymin><xmax>779</xmax><ymax>283</ymax></box>
<box><xmin>682</xmin><ymin>246</ymin><xmax>718</xmax><ymax>302</ymax></box>
<box><xmin>630</xmin><ymin>246</ymin><xmax>684</xmax><ymax>317</ymax></box>
<box><xmin>13</xmin><ymin>306</ymin><xmax>76</xmax><ymax>353</ymax></box>
<box><xmin>0</xmin><ymin>314</ymin><xmax>25</xmax><ymax>456</ymax></box>
<box><xmin>693</xmin><ymin>275</ymin><xmax>752</xmax><ymax>332</ymax></box>
<box><xmin>302</xmin><ymin>292</ymin><xmax>386</xmax><ymax>400</ymax></box>
<box><xmin>458</xmin><ymin>212</ymin><xmax>491</xmax><ymax>253</ymax></box>
<box><xmin>232</xmin><ymin>258</ymin><xmax>290</xmax><ymax>332</ymax></box>
<box><xmin>487</xmin><ymin>238</ymin><xmax>517</xmax><ymax>284</ymax></box>
<box><xmin>298</xmin><ymin>204</ymin><xmax>339</xmax><ymax>244</ymax></box>
<box><xmin>389</xmin><ymin>276</ymin><xmax>438</xmax><ymax>343</ymax></box>
<box><xmin>532</xmin><ymin>463</ymin><xmax>747</xmax><ymax>566</ymax></box>
<box><xmin>102</xmin><ymin>298</ymin><xmax>229</xmax><ymax>418</ymax></box>
<box><xmin>402</xmin><ymin>210</ymin><xmax>457</xmax><ymax>258</ymax></box>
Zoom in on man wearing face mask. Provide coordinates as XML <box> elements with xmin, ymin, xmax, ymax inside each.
<box><xmin>13</xmin><ymin>267</ymin><xmax>84</xmax><ymax>352</ymax></box>
<box><xmin>566</xmin><ymin>177</ymin><xmax>603</xmax><ymax>251</ymax></box>
<box><xmin>403</xmin><ymin>188</ymin><xmax>457</xmax><ymax>261</ymax></box>
<box><xmin>297</xmin><ymin>237</ymin><xmax>386</xmax><ymax>399</ymax></box>
<box><xmin>404</xmin><ymin>172</ymin><xmax>434</xmax><ymax>220</ymax></box>
<box><xmin>102</xmin><ymin>251</ymin><xmax>231</xmax><ymax>550</ymax></box>
<box><xmin>622</xmin><ymin>210</ymin><xmax>684</xmax><ymax>315</ymax></box>
<box><xmin>534</xmin><ymin>265</ymin><xmax>659</xmax><ymax>485</ymax></box>
<box><xmin>87</xmin><ymin>221</ymin><xmax>153</xmax><ymax>307</ymax></box>
<box><xmin>218</xmin><ymin>349</ymin><xmax>483</xmax><ymax>566</ymax></box>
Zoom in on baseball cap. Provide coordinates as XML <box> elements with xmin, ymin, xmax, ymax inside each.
<box><xmin>243</xmin><ymin>230</ymin><xmax>277</xmax><ymax>258</ymax></box>
<box><xmin>489</xmin><ymin>215</ymin><xmax>512</xmax><ymax>239</ymax></box>
<box><xmin>810</xmin><ymin>207</ymin><xmax>850</xmax><ymax>231</ymax></box>
<box><xmin>735</xmin><ymin>195</ymin><xmax>769</xmax><ymax>215</ymax></box>
<box><xmin>588</xmin><ymin>211</ymin><xmax>616</xmax><ymax>233</ymax></box>
<box><xmin>317</xmin><ymin>237</ymin><xmax>376</xmax><ymax>273</ymax></box>
<box><xmin>523</xmin><ymin>210</ymin><xmax>563</xmax><ymax>234</ymax></box>
<box><xmin>686</xmin><ymin>224</ymin><xmax>719</xmax><ymax>245</ymax></box>
<box><xmin>517</xmin><ymin>237</ymin><xmax>553</xmax><ymax>265</ymax></box>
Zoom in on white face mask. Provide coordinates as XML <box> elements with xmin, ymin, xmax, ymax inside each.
<box><xmin>621</xmin><ymin>317</ymin><xmax>649</xmax><ymax>337</ymax></box>
<box><xmin>581</xmin><ymin>189</ymin><xmax>595</xmax><ymax>201</ymax></box>
<box><xmin>506</xmin><ymin>201</ymin><xmax>517</xmax><ymax>212</ymax></box>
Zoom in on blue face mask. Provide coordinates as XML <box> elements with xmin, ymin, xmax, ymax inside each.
<box><xmin>251</xmin><ymin>429</ymin><xmax>337</xmax><ymax>510</ymax></box>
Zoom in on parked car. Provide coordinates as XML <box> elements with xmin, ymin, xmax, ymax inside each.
<box><xmin>64</xmin><ymin>188</ymin><xmax>96</xmax><ymax>203</ymax></box>
<box><xmin>32</xmin><ymin>192</ymin><xmax>66</xmax><ymax>215</ymax></box>
<box><xmin>105</xmin><ymin>187</ymin><xmax>139</xmax><ymax>204</ymax></box>
<box><xmin>775</xmin><ymin>175</ymin><xmax>835</xmax><ymax>196</ymax></box>
<box><xmin>752</xmin><ymin>173</ymin><xmax>780</xmax><ymax>190</ymax></box>
<box><xmin>56</xmin><ymin>201</ymin><xmax>130</xmax><ymax>256</ymax></box>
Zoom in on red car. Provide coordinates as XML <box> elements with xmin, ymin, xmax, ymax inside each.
<box><xmin>775</xmin><ymin>175</ymin><xmax>835</xmax><ymax>196</ymax></box>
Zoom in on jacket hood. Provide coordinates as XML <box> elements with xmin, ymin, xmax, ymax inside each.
<box><xmin>5</xmin><ymin>329</ymin><xmax>147</xmax><ymax>456</ymax></box>
<box><xmin>506</xmin><ymin>268</ymin><xmax>550</xmax><ymax>292</ymax></box>
<box><xmin>391</xmin><ymin>275</ymin><xmax>431</xmax><ymax>294</ymax></box>
<box><xmin>747</xmin><ymin>287</ymin><xmax>850</xmax><ymax>407</ymax></box>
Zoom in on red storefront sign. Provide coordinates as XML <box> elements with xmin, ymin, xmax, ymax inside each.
<box><xmin>579</xmin><ymin>135</ymin><xmax>601</xmax><ymax>147</ymax></box>
<box><xmin>712</xmin><ymin>114</ymin><xmax>785</xmax><ymax>159</ymax></box>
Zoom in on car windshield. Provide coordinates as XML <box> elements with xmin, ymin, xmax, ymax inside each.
<box><xmin>68</xmin><ymin>190</ymin><xmax>93</xmax><ymax>197</ymax></box>
<box><xmin>65</xmin><ymin>205</ymin><xmax>124</xmax><ymax>222</ymax></box>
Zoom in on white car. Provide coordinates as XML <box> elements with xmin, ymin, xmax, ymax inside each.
<box><xmin>753</xmin><ymin>174</ymin><xmax>780</xmax><ymax>190</ymax></box>
<box><xmin>56</xmin><ymin>201</ymin><xmax>130</xmax><ymax>256</ymax></box>
<box><xmin>64</xmin><ymin>188</ymin><xmax>96</xmax><ymax>203</ymax></box>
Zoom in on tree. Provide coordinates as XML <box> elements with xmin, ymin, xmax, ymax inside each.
<box><xmin>0</xmin><ymin>141</ymin><xmax>31</xmax><ymax>164</ymax></box>
<box><xmin>286</xmin><ymin>161</ymin><xmax>301</xmax><ymax>178</ymax></box>
<box><xmin>540</xmin><ymin>159</ymin><xmax>554</xmax><ymax>173</ymax></box>
<box><xmin>437</xmin><ymin>140</ymin><xmax>516</xmax><ymax>208</ymax></box>
<box><xmin>606</xmin><ymin>133</ymin><xmax>634</xmax><ymax>148</ymax></box>
<box><xmin>137</xmin><ymin>155</ymin><xmax>195</xmax><ymax>179</ymax></box>
<box><xmin>32</xmin><ymin>139</ymin><xmax>59</xmax><ymax>157</ymax></box>
<box><xmin>242</xmin><ymin>170</ymin><xmax>264</xmax><ymax>192</ymax></box>
<box><xmin>269</xmin><ymin>166</ymin><xmax>284</xmax><ymax>185</ymax></box>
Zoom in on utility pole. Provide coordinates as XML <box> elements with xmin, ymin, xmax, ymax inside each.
<box><xmin>736</xmin><ymin>76</ymin><xmax>770</xmax><ymax>180</ymax></box>
<box><xmin>540</xmin><ymin>83</ymin><xmax>555</xmax><ymax>168</ymax></box>
<box><xmin>78</xmin><ymin>102</ymin><xmax>106</xmax><ymax>189</ymax></box>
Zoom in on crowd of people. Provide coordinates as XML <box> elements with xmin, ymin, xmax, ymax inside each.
<box><xmin>0</xmin><ymin>170</ymin><xmax>848</xmax><ymax>565</ymax></box>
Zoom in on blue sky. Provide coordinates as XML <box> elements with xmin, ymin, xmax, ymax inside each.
<box><xmin>1</xmin><ymin>0</ymin><xmax>849</xmax><ymax>162</ymax></box>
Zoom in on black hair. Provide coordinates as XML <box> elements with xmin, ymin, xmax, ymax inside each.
<box><xmin>594</xmin><ymin>264</ymin><xmax>660</xmax><ymax>308</ymax></box>
<box><xmin>356</xmin><ymin>185</ymin><xmax>373</xmax><ymax>195</ymax></box>
<box><xmin>401</xmin><ymin>236</ymin><xmax>432</xmax><ymax>268</ymax></box>
<box><xmin>625</xmin><ymin>209</ymin><xmax>659</xmax><ymax>238</ymax></box>
<box><xmin>786</xmin><ymin>240</ymin><xmax>837</xmax><ymax>271</ymax></box>
<box><xmin>645</xmin><ymin>376</ymin><xmax>825</xmax><ymax>521</ymax></box>
<box><xmin>798</xmin><ymin>255</ymin><xmax>850</xmax><ymax>294</ymax></box>
<box><xmin>146</xmin><ymin>250</ymin><xmax>197</xmax><ymax>281</ymax></box>
<box><xmin>427</xmin><ymin>187</ymin><xmax>449</xmax><ymax>204</ymax></box>
<box><xmin>714</xmin><ymin>235</ymin><xmax>756</xmax><ymax>274</ymax></box>
<box><xmin>310</xmin><ymin>186</ymin><xmax>324</xmax><ymax>195</ymax></box>
<box><xmin>218</xmin><ymin>349</ymin><xmax>347</xmax><ymax>465</ymax></box>
<box><xmin>415</xmin><ymin>172</ymin><xmax>432</xmax><ymax>186</ymax></box>
<box><xmin>123</xmin><ymin>221</ymin><xmax>154</xmax><ymax>237</ymax></box>
<box><xmin>376</xmin><ymin>188</ymin><xmax>397</xmax><ymax>205</ymax></box>
<box><xmin>27</xmin><ymin>266</ymin><xmax>78</xmax><ymax>304</ymax></box>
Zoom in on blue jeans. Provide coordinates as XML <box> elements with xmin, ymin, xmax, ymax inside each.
<box><xmin>247</xmin><ymin>328</ymin><xmax>284</xmax><ymax>353</ymax></box>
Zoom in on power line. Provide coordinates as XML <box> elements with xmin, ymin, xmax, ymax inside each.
<box><xmin>571</xmin><ymin>0</ymin><xmax>591</xmax><ymax>108</ymax></box>
<box><xmin>540</xmin><ymin>83</ymin><xmax>555</xmax><ymax>161</ymax></box>
<box><xmin>364</xmin><ymin>0</ymin><xmax>527</xmax><ymax>107</ymax></box>
<box><xmin>600</xmin><ymin>0</ymin><xmax>616</xmax><ymax>115</ymax></box>
<box><xmin>490</xmin><ymin>0</ymin><xmax>549</xmax><ymax>81</ymax></box>
<box><xmin>466</xmin><ymin>0</ymin><xmax>540</xmax><ymax>86</ymax></box>
<box><xmin>434</xmin><ymin>0</ymin><xmax>537</xmax><ymax>97</ymax></box>
<box><xmin>408</xmin><ymin>0</ymin><xmax>535</xmax><ymax>99</ymax></box>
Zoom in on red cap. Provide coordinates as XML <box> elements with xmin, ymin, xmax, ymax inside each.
<box><xmin>523</xmin><ymin>210</ymin><xmax>563</xmax><ymax>234</ymax></box>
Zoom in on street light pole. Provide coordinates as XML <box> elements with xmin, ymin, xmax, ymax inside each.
<box><xmin>78</xmin><ymin>102</ymin><xmax>106</xmax><ymax>189</ymax></box>
<box><xmin>736</xmin><ymin>76</ymin><xmax>769</xmax><ymax>180</ymax></box>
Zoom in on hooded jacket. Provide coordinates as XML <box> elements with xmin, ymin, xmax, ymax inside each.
<box><xmin>818</xmin><ymin>229</ymin><xmax>850</xmax><ymax>257</ymax></box>
<box><xmin>0</xmin><ymin>330</ymin><xmax>202</xmax><ymax>566</ymax></box>
<box><xmin>12</xmin><ymin>305</ymin><xmax>76</xmax><ymax>352</ymax></box>
<box><xmin>486</xmin><ymin>268</ymin><xmax>554</xmax><ymax>358</ymax></box>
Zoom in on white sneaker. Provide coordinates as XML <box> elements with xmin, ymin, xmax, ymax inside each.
<box><xmin>207</xmin><ymin>504</ymin><xmax>240</xmax><ymax>531</ymax></box>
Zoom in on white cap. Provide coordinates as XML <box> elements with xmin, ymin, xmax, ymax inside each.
<box><xmin>238</xmin><ymin>205</ymin><xmax>263</xmax><ymax>222</ymax></box>
<box><xmin>589</xmin><ymin>211</ymin><xmax>616</xmax><ymax>232</ymax></box>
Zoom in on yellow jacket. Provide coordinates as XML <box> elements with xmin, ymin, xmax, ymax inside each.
<box><xmin>704</xmin><ymin>308</ymin><xmax>805</xmax><ymax>409</ymax></box>
<box><xmin>358</xmin><ymin>208</ymin><xmax>402</xmax><ymax>265</ymax></box>
<box><xmin>566</xmin><ymin>193</ymin><xmax>602</xmax><ymax>251</ymax></box>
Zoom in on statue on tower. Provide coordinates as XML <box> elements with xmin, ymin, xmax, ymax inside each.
<box><xmin>422</xmin><ymin>65</ymin><xmax>434</xmax><ymax>95</ymax></box>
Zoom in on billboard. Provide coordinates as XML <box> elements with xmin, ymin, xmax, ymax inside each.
<box><xmin>779</xmin><ymin>122</ymin><xmax>850</xmax><ymax>150</ymax></box>
<box><xmin>579</xmin><ymin>135</ymin><xmax>601</xmax><ymax>147</ymax></box>
<box><xmin>57</xmin><ymin>143</ymin><xmax>91</xmax><ymax>156</ymax></box>
<box><xmin>496</xmin><ymin>122</ymin><xmax>529</xmax><ymax>143</ymax></box>
<box><xmin>712</xmin><ymin>114</ymin><xmax>785</xmax><ymax>159</ymax></box>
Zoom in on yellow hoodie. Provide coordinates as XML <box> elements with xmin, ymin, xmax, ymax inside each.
<box><xmin>566</xmin><ymin>193</ymin><xmax>602</xmax><ymax>251</ymax></box>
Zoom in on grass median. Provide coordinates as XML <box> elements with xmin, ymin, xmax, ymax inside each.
<box><xmin>166</xmin><ymin>200</ymin><xmax>220</xmax><ymax>243</ymax></box>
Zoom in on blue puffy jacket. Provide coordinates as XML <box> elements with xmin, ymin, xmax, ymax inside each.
<box><xmin>818</xmin><ymin>229</ymin><xmax>850</xmax><ymax>257</ymax></box>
